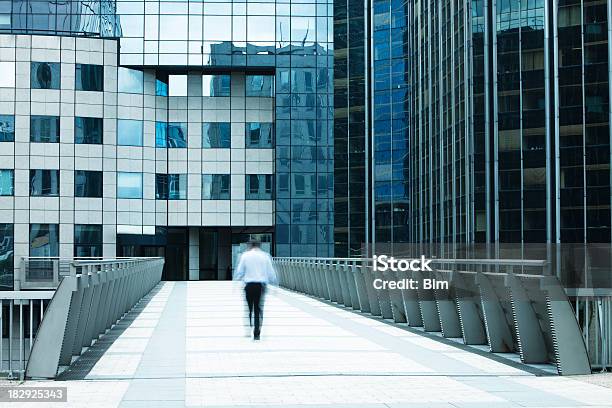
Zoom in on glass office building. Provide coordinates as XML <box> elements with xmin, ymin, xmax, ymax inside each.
<box><xmin>335</xmin><ymin>0</ymin><xmax>611</xmax><ymax>259</ymax></box>
<box><xmin>409</xmin><ymin>0</ymin><xmax>610</xmax><ymax>251</ymax></box>
<box><xmin>334</xmin><ymin>0</ymin><xmax>410</xmax><ymax>257</ymax></box>
<box><xmin>0</xmin><ymin>0</ymin><xmax>334</xmax><ymax>287</ymax></box>
<box><xmin>333</xmin><ymin>0</ymin><xmax>368</xmax><ymax>256</ymax></box>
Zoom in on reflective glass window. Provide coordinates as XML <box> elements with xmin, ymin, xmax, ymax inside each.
<box><xmin>31</xmin><ymin>62</ymin><xmax>60</xmax><ymax>89</ymax></box>
<box><xmin>155</xmin><ymin>122</ymin><xmax>166</xmax><ymax>147</ymax></box>
<box><xmin>156</xmin><ymin>75</ymin><xmax>169</xmax><ymax>96</ymax></box>
<box><xmin>0</xmin><ymin>115</ymin><xmax>14</xmax><ymax>142</ymax></box>
<box><xmin>30</xmin><ymin>169</ymin><xmax>59</xmax><ymax>196</ymax></box>
<box><xmin>246</xmin><ymin>75</ymin><xmax>274</xmax><ymax>97</ymax></box>
<box><xmin>117</xmin><ymin>172</ymin><xmax>143</xmax><ymax>199</ymax></box>
<box><xmin>75</xmin><ymin>64</ymin><xmax>104</xmax><ymax>91</ymax></box>
<box><xmin>30</xmin><ymin>224</ymin><xmax>59</xmax><ymax>257</ymax></box>
<box><xmin>246</xmin><ymin>123</ymin><xmax>273</xmax><ymax>148</ymax></box>
<box><xmin>75</xmin><ymin>117</ymin><xmax>103</xmax><ymax>144</ymax></box>
<box><xmin>156</xmin><ymin>122</ymin><xmax>187</xmax><ymax>148</ymax></box>
<box><xmin>155</xmin><ymin>174</ymin><xmax>187</xmax><ymax>200</ymax></box>
<box><xmin>117</xmin><ymin>119</ymin><xmax>143</xmax><ymax>146</ymax></box>
<box><xmin>202</xmin><ymin>123</ymin><xmax>231</xmax><ymax>148</ymax></box>
<box><xmin>247</xmin><ymin>16</ymin><xmax>275</xmax><ymax>42</ymax></box>
<box><xmin>0</xmin><ymin>170</ymin><xmax>13</xmax><ymax>196</ymax></box>
<box><xmin>203</xmin><ymin>16</ymin><xmax>232</xmax><ymax>41</ymax></box>
<box><xmin>202</xmin><ymin>174</ymin><xmax>230</xmax><ymax>199</ymax></box>
<box><xmin>30</xmin><ymin>115</ymin><xmax>60</xmax><ymax>143</ymax></box>
<box><xmin>118</xmin><ymin>67</ymin><xmax>144</xmax><ymax>93</ymax></box>
<box><xmin>75</xmin><ymin>170</ymin><xmax>103</xmax><ymax>198</ymax></box>
<box><xmin>202</xmin><ymin>75</ymin><xmax>231</xmax><ymax>96</ymax></box>
<box><xmin>169</xmin><ymin>75</ymin><xmax>188</xmax><ymax>96</ymax></box>
<box><xmin>0</xmin><ymin>62</ymin><xmax>15</xmax><ymax>87</ymax></box>
<box><xmin>74</xmin><ymin>224</ymin><xmax>103</xmax><ymax>257</ymax></box>
<box><xmin>0</xmin><ymin>223</ymin><xmax>13</xmax><ymax>290</ymax></box>
<box><xmin>161</xmin><ymin>15</ymin><xmax>188</xmax><ymax>40</ymax></box>
<box><xmin>246</xmin><ymin>174</ymin><xmax>273</xmax><ymax>199</ymax></box>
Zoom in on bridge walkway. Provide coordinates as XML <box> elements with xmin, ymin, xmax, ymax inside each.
<box><xmin>10</xmin><ymin>281</ymin><xmax>612</xmax><ymax>407</ymax></box>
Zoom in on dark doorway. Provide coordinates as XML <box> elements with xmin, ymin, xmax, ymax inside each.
<box><xmin>117</xmin><ymin>227</ymin><xmax>188</xmax><ymax>281</ymax></box>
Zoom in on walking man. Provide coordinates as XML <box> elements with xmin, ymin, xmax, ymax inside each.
<box><xmin>234</xmin><ymin>239</ymin><xmax>277</xmax><ymax>340</ymax></box>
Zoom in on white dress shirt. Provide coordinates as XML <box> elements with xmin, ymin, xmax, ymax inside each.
<box><xmin>233</xmin><ymin>248</ymin><xmax>278</xmax><ymax>285</ymax></box>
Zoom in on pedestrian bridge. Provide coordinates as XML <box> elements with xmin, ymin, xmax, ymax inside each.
<box><xmin>2</xmin><ymin>257</ymin><xmax>612</xmax><ymax>406</ymax></box>
<box><xmin>15</xmin><ymin>281</ymin><xmax>612</xmax><ymax>407</ymax></box>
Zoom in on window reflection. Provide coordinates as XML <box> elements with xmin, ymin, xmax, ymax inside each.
<box><xmin>202</xmin><ymin>74</ymin><xmax>231</xmax><ymax>96</ymax></box>
<box><xmin>75</xmin><ymin>170</ymin><xmax>103</xmax><ymax>198</ymax></box>
<box><xmin>246</xmin><ymin>174</ymin><xmax>273</xmax><ymax>199</ymax></box>
<box><xmin>30</xmin><ymin>169</ymin><xmax>59</xmax><ymax>196</ymax></box>
<box><xmin>246</xmin><ymin>75</ymin><xmax>274</xmax><ymax>97</ymax></box>
<box><xmin>204</xmin><ymin>16</ymin><xmax>232</xmax><ymax>41</ymax></box>
<box><xmin>31</xmin><ymin>62</ymin><xmax>60</xmax><ymax>89</ymax></box>
<box><xmin>0</xmin><ymin>115</ymin><xmax>14</xmax><ymax>142</ymax></box>
<box><xmin>117</xmin><ymin>119</ymin><xmax>143</xmax><ymax>146</ymax></box>
<box><xmin>202</xmin><ymin>174</ymin><xmax>230</xmax><ymax>199</ymax></box>
<box><xmin>169</xmin><ymin>74</ymin><xmax>188</xmax><ymax>96</ymax></box>
<box><xmin>156</xmin><ymin>174</ymin><xmax>187</xmax><ymax>200</ymax></box>
<box><xmin>117</xmin><ymin>172</ymin><xmax>143</xmax><ymax>199</ymax></box>
<box><xmin>156</xmin><ymin>73</ymin><xmax>169</xmax><ymax>96</ymax></box>
<box><xmin>0</xmin><ymin>170</ymin><xmax>13</xmax><ymax>196</ymax></box>
<box><xmin>75</xmin><ymin>64</ymin><xmax>103</xmax><ymax>92</ymax></box>
<box><xmin>156</xmin><ymin>122</ymin><xmax>187</xmax><ymax>148</ymax></box>
<box><xmin>0</xmin><ymin>223</ymin><xmax>13</xmax><ymax>289</ymax></box>
<box><xmin>31</xmin><ymin>115</ymin><xmax>60</xmax><ymax>143</ymax></box>
<box><xmin>160</xmin><ymin>15</ymin><xmax>188</xmax><ymax>40</ymax></box>
<box><xmin>246</xmin><ymin>123</ymin><xmax>273</xmax><ymax>148</ymax></box>
<box><xmin>75</xmin><ymin>117</ymin><xmax>103</xmax><ymax>144</ymax></box>
<box><xmin>30</xmin><ymin>224</ymin><xmax>58</xmax><ymax>257</ymax></box>
<box><xmin>74</xmin><ymin>224</ymin><xmax>103</xmax><ymax>257</ymax></box>
<box><xmin>202</xmin><ymin>122</ymin><xmax>231</xmax><ymax>148</ymax></box>
<box><xmin>118</xmin><ymin>67</ymin><xmax>144</xmax><ymax>93</ymax></box>
<box><xmin>247</xmin><ymin>16</ymin><xmax>275</xmax><ymax>42</ymax></box>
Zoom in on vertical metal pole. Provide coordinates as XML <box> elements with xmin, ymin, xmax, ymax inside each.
<box><xmin>8</xmin><ymin>300</ymin><xmax>12</xmax><ymax>375</ymax></box>
<box><xmin>585</xmin><ymin>299</ymin><xmax>589</xmax><ymax>352</ymax></box>
<box><xmin>29</xmin><ymin>300</ymin><xmax>33</xmax><ymax>352</ymax></box>
<box><xmin>19</xmin><ymin>302</ymin><xmax>23</xmax><ymax>379</ymax></box>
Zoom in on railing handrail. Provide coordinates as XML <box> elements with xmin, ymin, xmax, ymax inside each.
<box><xmin>272</xmin><ymin>256</ymin><xmax>594</xmax><ymax>374</ymax></box>
<box><xmin>0</xmin><ymin>291</ymin><xmax>54</xmax><ymax>300</ymax></box>
<box><xmin>272</xmin><ymin>256</ymin><xmax>548</xmax><ymax>267</ymax></box>
<box><xmin>17</xmin><ymin>257</ymin><xmax>165</xmax><ymax>290</ymax></box>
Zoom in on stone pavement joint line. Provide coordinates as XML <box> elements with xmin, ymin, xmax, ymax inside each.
<box><xmin>7</xmin><ymin>281</ymin><xmax>612</xmax><ymax>407</ymax></box>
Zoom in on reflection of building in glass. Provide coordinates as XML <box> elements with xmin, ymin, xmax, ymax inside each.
<box><xmin>335</xmin><ymin>0</ymin><xmax>611</xmax><ymax>261</ymax></box>
<box><xmin>1</xmin><ymin>0</ymin><xmax>121</xmax><ymax>37</ymax></box>
<box><xmin>0</xmin><ymin>0</ymin><xmax>333</xmax><ymax>288</ymax></box>
<box><xmin>408</xmin><ymin>0</ymin><xmax>610</xmax><ymax>255</ymax></box>
<box><xmin>333</xmin><ymin>0</ymin><xmax>367</xmax><ymax>257</ymax></box>
<box><xmin>333</xmin><ymin>0</ymin><xmax>410</xmax><ymax>257</ymax></box>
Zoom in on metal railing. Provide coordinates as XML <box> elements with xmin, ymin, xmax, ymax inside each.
<box><xmin>17</xmin><ymin>257</ymin><xmax>143</xmax><ymax>290</ymax></box>
<box><xmin>1</xmin><ymin>291</ymin><xmax>54</xmax><ymax>379</ymax></box>
<box><xmin>274</xmin><ymin>257</ymin><xmax>596</xmax><ymax>375</ymax></box>
<box><xmin>0</xmin><ymin>257</ymin><xmax>163</xmax><ymax>380</ymax></box>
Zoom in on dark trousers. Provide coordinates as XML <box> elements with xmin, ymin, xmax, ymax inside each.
<box><xmin>245</xmin><ymin>282</ymin><xmax>265</xmax><ymax>336</ymax></box>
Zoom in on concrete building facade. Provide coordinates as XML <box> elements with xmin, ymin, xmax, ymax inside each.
<box><xmin>0</xmin><ymin>0</ymin><xmax>335</xmax><ymax>287</ymax></box>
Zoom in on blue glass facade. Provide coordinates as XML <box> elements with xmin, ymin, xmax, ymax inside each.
<box><xmin>0</xmin><ymin>0</ymin><xmax>121</xmax><ymax>36</ymax></box>
<box><xmin>333</xmin><ymin>0</ymin><xmax>410</xmax><ymax>257</ymax></box>
<box><xmin>372</xmin><ymin>0</ymin><xmax>410</xmax><ymax>250</ymax></box>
